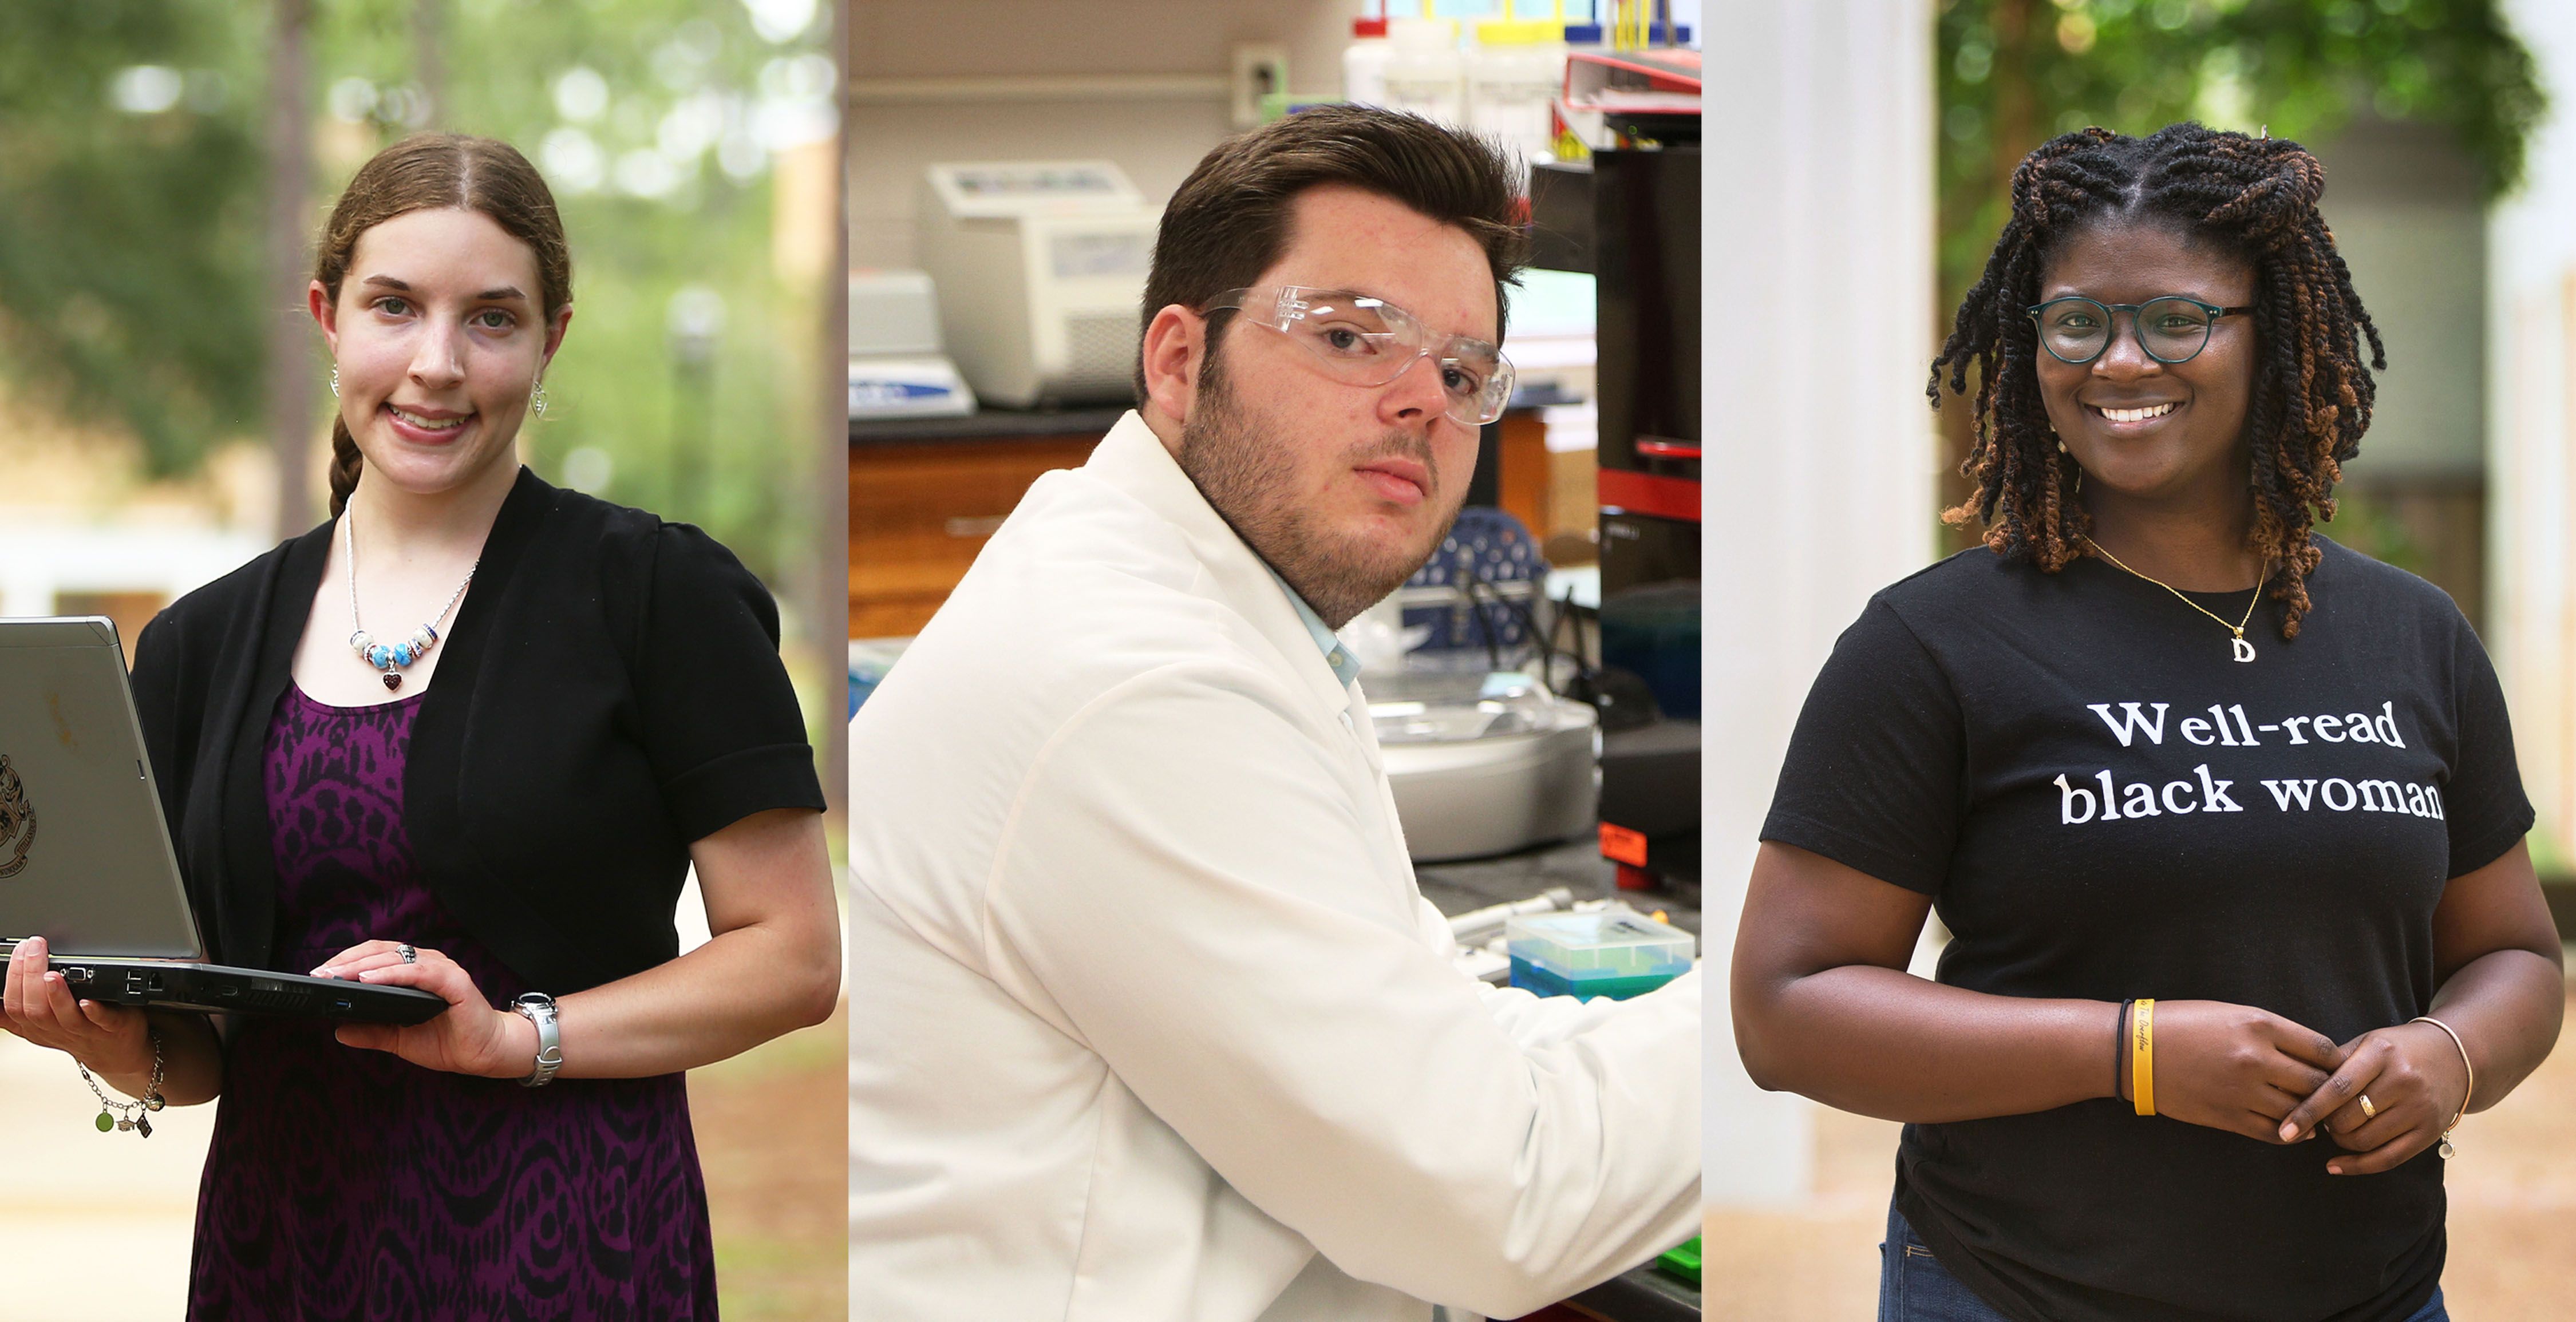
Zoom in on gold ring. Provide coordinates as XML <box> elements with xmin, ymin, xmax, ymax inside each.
<box><xmin>2358</xmin><ymin>1094</ymin><xmax>2377</xmax><ymax>1119</ymax></box>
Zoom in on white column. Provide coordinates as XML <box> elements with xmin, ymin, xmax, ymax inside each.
<box><xmin>1701</xmin><ymin>0</ymin><xmax>1938</xmax><ymax>1206</ymax></box>
<box><xmin>2490</xmin><ymin>0</ymin><xmax>2576</xmax><ymax>860</ymax></box>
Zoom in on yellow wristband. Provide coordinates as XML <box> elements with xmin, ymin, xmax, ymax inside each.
<box><xmin>2131</xmin><ymin>998</ymin><xmax>2156</xmax><ymax>1117</ymax></box>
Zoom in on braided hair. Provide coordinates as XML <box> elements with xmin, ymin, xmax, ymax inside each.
<box><xmin>1931</xmin><ymin>123</ymin><xmax>2384</xmax><ymax>639</ymax></box>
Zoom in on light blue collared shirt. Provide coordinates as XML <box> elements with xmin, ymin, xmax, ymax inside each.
<box><xmin>1264</xmin><ymin>564</ymin><xmax>1363</xmax><ymax>689</ymax></box>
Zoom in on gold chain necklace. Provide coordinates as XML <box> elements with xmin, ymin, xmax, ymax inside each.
<box><xmin>2083</xmin><ymin>536</ymin><xmax>2266</xmax><ymax>664</ymax></box>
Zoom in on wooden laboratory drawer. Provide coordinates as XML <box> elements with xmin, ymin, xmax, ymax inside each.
<box><xmin>1493</xmin><ymin>407</ymin><xmax>1552</xmax><ymax>545</ymax></box>
<box><xmin>850</xmin><ymin>434</ymin><xmax>1103</xmax><ymax>637</ymax></box>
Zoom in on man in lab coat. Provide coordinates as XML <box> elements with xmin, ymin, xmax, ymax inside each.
<box><xmin>848</xmin><ymin>105</ymin><xmax>1700</xmax><ymax>1322</ymax></box>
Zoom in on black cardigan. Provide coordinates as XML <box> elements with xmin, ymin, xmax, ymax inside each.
<box><xmin>131</xmin><ymin>468</ymin><xmax>825</xmax><ymax>995</ymax></box>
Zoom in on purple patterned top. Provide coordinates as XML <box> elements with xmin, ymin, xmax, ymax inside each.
<box><xmin>185</xmin><ymin>684</ymin><xmax>716</xmax><ymax>1319</ymax></box>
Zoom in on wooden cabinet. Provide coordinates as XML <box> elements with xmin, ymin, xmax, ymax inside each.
<box><xmin>1491</xmin><ymin>407</ymin><xmax>1555</xmax><ymax>549</ymax></box>
<box><xmin>849</xmin><ymin>430</ymin><xmax>1105</xmax><ymax>638</ymax></box>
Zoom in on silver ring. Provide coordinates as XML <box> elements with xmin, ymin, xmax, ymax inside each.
<box><xmin>2358</xmin><ymin>1093</ymin><xmax>2377</xmax><ymax>1120</ymax></box>
<box><xmin>396</xmin><ymin>943</ymin><xmax>417</xmax><ymax>964</ymax></box>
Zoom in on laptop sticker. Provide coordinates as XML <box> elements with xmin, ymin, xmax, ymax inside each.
<box><xmin>0</xmin><ymin>754</ymin><xmax>33</xmax><ymax>880</ymax></box>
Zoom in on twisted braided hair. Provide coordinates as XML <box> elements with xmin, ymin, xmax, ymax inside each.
<box><xmin>1931</xmin><ymin>123</ymin><xmax>2384</xmax><ymax>639</ymax></box>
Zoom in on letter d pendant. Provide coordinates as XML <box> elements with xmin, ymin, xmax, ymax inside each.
<box><xmin>2231</xmin><ymin>634</ymin><xmax>2256</xmax><ymax>663</ymax></box>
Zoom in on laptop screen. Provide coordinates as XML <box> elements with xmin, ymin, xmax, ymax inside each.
<box><xmin>0</xmin><ymin>618</ymin><xmax>204</xmax><ymax>959</ymax></box>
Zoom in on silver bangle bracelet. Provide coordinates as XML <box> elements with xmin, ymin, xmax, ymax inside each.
<box><xmin>512</xmin><ymin>992</ymin><xmax>563</xmax><ymax>1088</ymax></box>
<box><xmin>2408</xmin><ymin>1015</ymin><xmax>2472</xmax><ymax>1158</ymax></box>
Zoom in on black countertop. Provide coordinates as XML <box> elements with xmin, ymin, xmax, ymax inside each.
<box><xmin>1556</xmin><ymin>1259</ymin><xmax>1702</xmax><ymax>1321</ymax></box>
<box><xmin>850</xmin><ymin>405</ymin><xmax>1128</xmax><ymax>446</ymax></box>
<box><xmin>1413</xmin><ymin>836</ymin><xmax>1700</xmax><ymax>938</ymax></box>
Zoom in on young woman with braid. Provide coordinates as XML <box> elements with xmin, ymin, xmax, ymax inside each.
<box><xmin>0</xmin><ymin>134</ymin><xmax>838</xmax><ymax>1315</ymax></box>
<box><xmin>1733</xmin><ymin>124</ymin><xmax>2562</xmax><ymax>1321</ymax></box>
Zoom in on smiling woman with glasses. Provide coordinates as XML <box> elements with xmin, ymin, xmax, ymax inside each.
<box><xmin>1730</xmin><ymin>123</ymin><xmax>2561</xmax><ymax>1322</ymax></box>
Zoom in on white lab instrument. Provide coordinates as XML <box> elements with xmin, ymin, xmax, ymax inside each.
<box><xmin>915</xmin><ymin>160</ymin><xmax>1159</xmax><ymax>409</ymax></box>
<box><xmin>1445</xmin><ymin>886</ymin><xmax>1578</xmax><ymax>945</ymax></box>
<box><xmin>1371</xmin><ymin>671</ymin><xmax>1598</xmax><ymax>862</ymax></box>
<box><xmin>850</xmin><ymin>270</ymin><xmax>975</xmax><ymax>419</ymax></box>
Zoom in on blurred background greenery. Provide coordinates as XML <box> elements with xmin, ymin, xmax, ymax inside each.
<box><xmin>0</xmin><ymin>0</ymin><xmax>839</xmax><ymax>585</ymax></box>
<box><xmin>1935</xmin><ymin>0</ymin><xmax>2543</xmax><ymax>299</ymax></box>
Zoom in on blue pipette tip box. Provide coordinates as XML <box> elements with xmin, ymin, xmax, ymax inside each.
<box><xmin>1506</xmin><ymin>908</ymin><xmax>1693</xmax><ymax>1001</ymax></box>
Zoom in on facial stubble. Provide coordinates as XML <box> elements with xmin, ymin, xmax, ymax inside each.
<box><xmin>1176</xmin><ymin>343</ymin><xmax>1464</xmax><ymax>630</ymax></box>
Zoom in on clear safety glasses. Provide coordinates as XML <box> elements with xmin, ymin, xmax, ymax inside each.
<box><xmin>2026</xmin><ymin>295</ymin><xmax>2256</xmax><ymax>366</ymax></box>
<box><xmin>1198</xmin><ymin>286</ymin><xmax>1516</xmax><ymax>428</ymax></box>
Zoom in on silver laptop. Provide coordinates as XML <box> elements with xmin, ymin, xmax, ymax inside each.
<box><xmin>0</xmin><ymin>617</ymin><xmax>442</xmax><ymax>1025</ymax></box>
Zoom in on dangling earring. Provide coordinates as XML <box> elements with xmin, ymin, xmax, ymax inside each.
<box><xmin>330</xmin><ymin>364</ymin><xmax>340</xmax><ymax>398</ymax></box>
<box><xmin>530</xmin><ymin>378</ymin><xmax>548</xmax><ymax>418</ymax></box>
<box><xmin>2053</xmin><ymin>431</ymin><xmax>2067</xmax><ymax>454</ymax></box>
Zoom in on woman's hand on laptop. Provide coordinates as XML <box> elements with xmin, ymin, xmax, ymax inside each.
<box><xmin>3</xmin><ymin>935</ymin><xmax>155</xmax><ymax>1075</ymax></box>
<box><xmin>3</xmin><ymin>936</ymin><xmax>224</xmax><ymax>1106</ymax></box>
<box><xmin>313</xmin><ymin>940</ymin><xmax>539</xmax><ymax>1080</ymax></box>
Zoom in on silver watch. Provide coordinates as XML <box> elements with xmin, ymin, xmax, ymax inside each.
<box><xmin>511</xmin><ymin>992</ymin><xmax>563</xmax><ymax>1088</ymax></box>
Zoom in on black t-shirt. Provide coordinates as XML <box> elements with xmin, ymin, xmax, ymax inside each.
<box><xmin>1761</xmin><ymin>536</ymin><xmax>2532</xmax><ymax>1322</ymax></box>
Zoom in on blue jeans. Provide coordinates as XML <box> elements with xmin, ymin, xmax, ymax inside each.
<box><xmin>1877</xmin><ymin>1204</ymin><xmax>2449</xmax><ymax>1322</ymax></box>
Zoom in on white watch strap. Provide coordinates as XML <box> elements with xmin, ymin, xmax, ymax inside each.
<box><xmin>512</xmin><ymin>992</ymin><xmax>563</xmax><ymax>1088</ymax></box>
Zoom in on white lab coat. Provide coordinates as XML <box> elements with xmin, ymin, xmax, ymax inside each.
<box><xmin>847</xmin><ymin>412</ymin><xmax>1701</xmax><ymax>1322</ymax></box>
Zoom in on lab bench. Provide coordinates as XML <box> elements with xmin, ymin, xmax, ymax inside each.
<box><xmin>1415</xmin><ymin>836</ymin><xmax>1700</xmax><ymax>939</ymax></box>
<box><xmin>1420</xmin><ymin>837</ymin><xmax>1702</xmax><ymax>1322</ymax></box>
<box><xmin>1540</xmin><ymin>1259</ymin><xmax>1703</xmax><ymax>1321</ymax></box>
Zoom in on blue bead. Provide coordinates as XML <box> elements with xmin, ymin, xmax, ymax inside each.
<box><xmin>369</xmin><ymin>646</ymin><xmax>389</xmax><ymax>667</ymax></box>
<box><xmin>393</xmin><ymin>644</ymin><xmax>413</xmax><ymax>667</ymax></box>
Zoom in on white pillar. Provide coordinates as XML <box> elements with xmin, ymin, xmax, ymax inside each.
<box><xmin>2490</xmin><ymin>0</ymin><xmax>2576</xmax><ymax>861</ymax></box>
<box><xmin>1701</xmin><ymin>0</ymin><xmax>1938</xmax><ymax>1206</ymax></box>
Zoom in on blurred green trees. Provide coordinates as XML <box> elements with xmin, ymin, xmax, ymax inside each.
<box><xmin>0</xmin><ymin>2</ymin><xmax>266</xmax><ymax>476</ymax></box>
<box><xmin>0</xmin><ymin>0</ymin><xmax>835</xmax><ymax>583</ymax></box>
<box><xmin>1935</xmin><ymin>0</ymin><xmax>2545</xmax><ymax>301</ymax></box>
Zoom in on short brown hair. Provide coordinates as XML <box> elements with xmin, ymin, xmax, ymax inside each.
<box><xmin>315</xmin><ymin>133</ymin><xmax>574</xmax><ymax>516</ymax></box>
<box><xmin>1137</xmin><ymin>105</ymin><xmax>1531</xmax><ymax>400</ymax></box>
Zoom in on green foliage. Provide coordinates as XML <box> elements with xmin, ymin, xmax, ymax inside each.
<box><xmin>0</xmin><ymin>0</ymin><xmax>833</xmax><ymax>583</ymax></box>
<box><xmin>1935</xmin><ymin>0</ymin><xmax>2546</xmax><ymax>300</ymax></box>
<box><xmin>0</xmin><ymin>1</ymin><xmax>266</xmax><ymax>474</ymax></box>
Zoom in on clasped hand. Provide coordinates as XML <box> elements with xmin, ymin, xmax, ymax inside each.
<box><xmin>312</xmin><ymin>939</ymin><xmax>535</xmax><ymax>1080</ymax></box>
<box><xmin>2143</xmin><ymin>1001</ymin><xmax>2468</xmax><ymax>1175</ymax></box>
